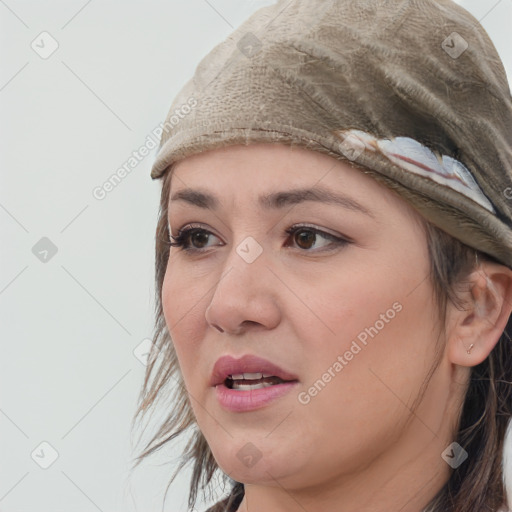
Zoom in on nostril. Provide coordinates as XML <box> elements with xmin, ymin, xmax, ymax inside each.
<box><xmin>213</xmin><ymin>324</ymin><xmax>224</xmax><ymax>333</ymax></box>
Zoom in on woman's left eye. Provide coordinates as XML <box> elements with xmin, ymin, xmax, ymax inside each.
<box><xmin>284</xmin><ymin>225</ymin><xmax>351</xmax><ymax>251</ymax></box>
<box><xmin>169</xmin><ymin>224</ymin><xmax>350</xmax><ymax>253</ymax></box>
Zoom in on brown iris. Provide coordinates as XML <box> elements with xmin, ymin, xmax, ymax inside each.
<box><xmin>294</xmin><ymin>229</ymin><xmax>316</xmax><ymax>250</ymax></box>
<box><xmin>190</xmin><ymin>230</ymin><xmax>209</xmax><ymax>249</ymax></box>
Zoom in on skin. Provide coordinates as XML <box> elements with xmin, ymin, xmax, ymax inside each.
<box><xmin>161</xmin><ymin>143</ymin><xmax>512</xmax><ymax>512</ymax></box>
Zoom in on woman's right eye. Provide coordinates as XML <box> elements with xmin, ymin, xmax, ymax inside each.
<box><xmin>169</xmin><ymin>226</ymin><xmax>221</xmax><ymax>252</ymax></box>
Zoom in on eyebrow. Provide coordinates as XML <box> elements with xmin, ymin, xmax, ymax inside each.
<box><xmin>170</xmin><ymin>186</ymin><xmax>375</xmax><ymax>218</ymax></box>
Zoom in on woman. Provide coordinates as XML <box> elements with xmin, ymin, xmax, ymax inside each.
<box><xmin>132</xmin><ymin>1</ymin><xmax>512</xmax><ymax>511</ymax></box>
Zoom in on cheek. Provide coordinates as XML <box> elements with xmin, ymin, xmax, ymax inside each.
<box><xmin>295</xmin><ymin>256</ymin><xmax>437</xmax><ymax>415</ymax></box>
<box><xmin>161</xmin><ymin>262</ymin><xmax>209</xmax><ymax>383</ymax></box>
<box><xmin>310</xmin><ymin>292</ymin><xmax>436</xmax><ymax>482</ymax></box>
<box><xmin>162</xmin><ymin>258</ymin><xmax>207</xmax><ymax>333</ymax></box>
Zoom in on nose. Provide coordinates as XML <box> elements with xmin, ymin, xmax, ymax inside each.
<box><xmin>204</xmin><ymin>243</ymin><xmax>281</xmax><ymax>335</ymax></box>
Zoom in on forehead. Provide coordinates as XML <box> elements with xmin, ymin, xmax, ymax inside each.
<box><xmin>168</xmin><ymin>143</ymin><xmax>417</xmax><ymax>217</ymax></box>
<box><xmin>169</xmin><ymin>143</ymin><xmax>377</xmax><ymax>194</ymax></box>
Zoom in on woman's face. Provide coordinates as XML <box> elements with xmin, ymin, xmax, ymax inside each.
<box><xmin>162</xmin><ymin>143</ymin><xmax>453</xmax><ymax>494</ymax></box>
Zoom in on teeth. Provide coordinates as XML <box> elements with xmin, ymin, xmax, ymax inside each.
<box><xmin>231</xmin><ymin>381</ymin><xmax>275</xmax><ymax>390</ymax></box>
<box><xmin>243</xmin><ymin>372</ymin><xmax>263</xmax><ymax>380</ymax></box>
<box><xmin>229</xmin><ymin>372</ymin><xmax>275</xmax><ymax>381</ymax></box>
<box><xmin>230</xmin><ymin>374</ymin><xmax>245</xmax><ymax>380</ymax></box>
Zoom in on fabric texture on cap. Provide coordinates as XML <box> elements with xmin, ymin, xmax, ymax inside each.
<box><xmin>150</xmin><ymin>0</ymin><xmax>512</xmax><ymax>269</ymax></box>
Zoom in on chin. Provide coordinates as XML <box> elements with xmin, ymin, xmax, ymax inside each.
<box><xmin>211</xmin><ymin>441</ymin><xmax>303</xmax><ymax>486</ymax></box>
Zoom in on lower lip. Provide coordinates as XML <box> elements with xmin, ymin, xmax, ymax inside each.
<box><xmin>214</xmin><ymin>381</ymin><xmax>299</xmax><ymax>412</ymax></box>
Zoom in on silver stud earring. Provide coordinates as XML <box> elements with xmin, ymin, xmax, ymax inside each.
<box><xmin>467</xmin><ymin>343</ymin><xmax>475</xmax><ymax>354</ymax></box>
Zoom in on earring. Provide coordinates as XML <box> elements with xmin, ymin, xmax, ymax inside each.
<box><xmin>467</xmin><ymin>343</ymin><xmax>475</xmax><ymax>354</ymax></box>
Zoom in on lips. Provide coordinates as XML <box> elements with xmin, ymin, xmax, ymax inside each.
<box><xmin>210</xmin><ymin>354</ymin><xmax>299</xmax><ymax>387</ymax></box>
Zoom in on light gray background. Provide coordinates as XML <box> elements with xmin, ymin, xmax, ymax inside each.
<box><xmin>1</xmin><ymin>1</ymin><xmax>511</xmax><ymax>511</ymax></box>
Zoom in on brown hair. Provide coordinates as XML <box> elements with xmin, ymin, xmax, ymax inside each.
<box><xmin>131</xmin><ymin>166</ymin><xmax>512</xmax><ymax>512</ymax></box>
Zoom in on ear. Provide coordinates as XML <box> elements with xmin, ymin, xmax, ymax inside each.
<box><xmin>447</xmin><ymin>261</ymin><xmax>512</xmax><ymax>367</ymax></box>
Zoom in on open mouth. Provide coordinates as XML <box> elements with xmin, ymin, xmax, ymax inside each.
<box><xmin>212</xmin><ymin>362</ymin><xmax>300</xmax><ymax>411</ymax></box>
<box><xmin>224</xmin><ymin>374</ymin><xmax>289</xmax><ymax>390</ymax></box>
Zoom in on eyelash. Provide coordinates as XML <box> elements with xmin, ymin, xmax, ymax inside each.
<box><xmin>168</xmin><ymin>223</ymin><xmax>351</xmax><ymax>254</ymax></box>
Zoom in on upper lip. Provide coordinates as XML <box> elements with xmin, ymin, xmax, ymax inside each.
<box><xmin>210</xmin><ymin>354</ymin><xmax>299</xmax><ymax>387</ymax></box>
